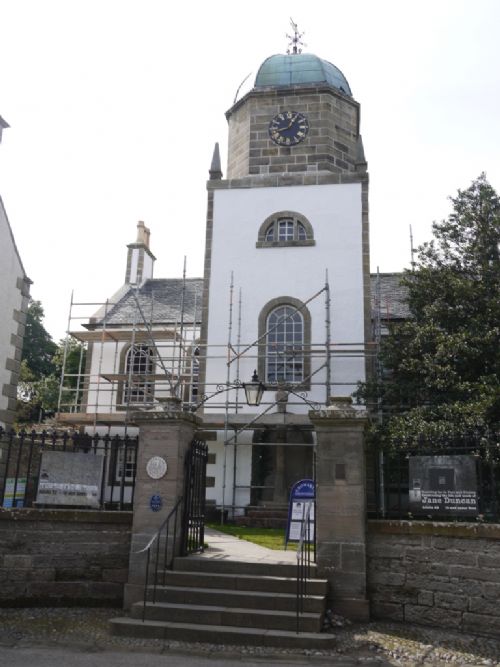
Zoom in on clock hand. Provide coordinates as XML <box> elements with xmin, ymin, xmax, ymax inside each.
<box><xmin>283</xmin><ymin>114</ymin><xmax>299</xmax><ymax>130</ymax></box>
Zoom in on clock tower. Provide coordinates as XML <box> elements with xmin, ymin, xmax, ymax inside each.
<box><xmin>200</xmin><ymin>43</ymin><xmax>370</xmax><ymax>512</ymax></box>
<box><xmin>226</xmin><ymin>53</ymin><xmax>365</xmax><ymax>180</ymax></box>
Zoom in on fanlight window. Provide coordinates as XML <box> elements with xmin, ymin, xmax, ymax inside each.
<box><xmin>124</xmin><ymin>344</ymin><xmax>155</xmax><ymax>404</ymax></box>
<box><xmin>266</xmin><ymin>305</ymin><xmax>304</xmax><ymax>383</ymax></box>
<box><xmin>258</xmin><ymin>212</ymin><xmax>314</xmax><ymax>247</ymax></box>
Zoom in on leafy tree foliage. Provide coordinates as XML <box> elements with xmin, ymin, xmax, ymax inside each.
<box><xmin>359</xmin><ymin>175</ymin><xmax>500</xmax><ymax>446</ymax></box>
<box><xmin>17</xmin><ymin>301</ymin><xmax>86</xmax><ymax>423</ymax></box>
<box><xmin>21</xmin><ymin>299</ymin><xmax>57</xmax><ymax>379</ymax></box>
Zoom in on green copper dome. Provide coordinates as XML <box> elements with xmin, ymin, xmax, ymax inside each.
<box><xmin>255</xmin><ymin>54</ymin><xmax>352</xmax><ymax>96</ymax></box>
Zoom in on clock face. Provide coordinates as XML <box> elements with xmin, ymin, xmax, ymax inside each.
<box><xmin>269</xmin><ymin>111</ymin><xmax>309</xmax><ymax>146</ymax></box>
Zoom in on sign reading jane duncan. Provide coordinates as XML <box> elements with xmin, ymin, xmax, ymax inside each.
<box><xmin>36</xmin><ymin>451</ymin><xmax>104</xmax><ymax>508</ymax></box>
<box><xmin>408</xmin><ymin>455</ymin><xmax>478</xmax><ymax>517</ymax></box>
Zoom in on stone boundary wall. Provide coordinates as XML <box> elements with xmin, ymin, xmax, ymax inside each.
<box><xmin>0</xmin><ymin>508</ymin><xmax>132</xmax><ymax>605</ymax></box>
<box><xmin>367</xmin><ymin>520</ymin><xmax>500</xmax><ymax>637</ymax></box>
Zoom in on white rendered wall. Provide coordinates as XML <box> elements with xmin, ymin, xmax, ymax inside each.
<box><xmin>206</xmin><ymin>430</ymin><xmax>252</xmax><ymax>513</ymax></box>
<box><xmin>205</xmin><ymin>183</ymin><xmax>366</xmax><ymax>413</ymax></box>
<box><xmin>85</xmin><ymin>326</ymin><xmax>200</xmax><ymax>413</ymax></box>
<box><xmin>128</xmin><ymin>252</ymin><xmax>139</xmax><ymax>284</ymax></box>
<box><xmin>0</xmin><ymin>200</ymin><xmax>25</xmax><ymax>427</ymax></box>
<box><xmin>141</xmin><ymin>253</ymin><xmax>154</xmax><ymax>282</ymax></box>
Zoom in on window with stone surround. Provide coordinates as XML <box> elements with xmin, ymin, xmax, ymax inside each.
<box><xmin>257</xmin><ymin>297</ymin><xmax>311</xmax><ymax>389</ymax></box>
<box><xmin>256</xmin><ymin>211</ymin><xmax>315</xmax><ymax>248</ymax></box>
<box><xmin>123</xmin><ymin>344</ymin><xmax>155</xmax><ymax>405</ymax></box>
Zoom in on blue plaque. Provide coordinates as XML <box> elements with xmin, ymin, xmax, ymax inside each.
<box><xmin>150</xmin><ymin>494</ymin><xmax>162</xmax><ymax>512</ymax></box>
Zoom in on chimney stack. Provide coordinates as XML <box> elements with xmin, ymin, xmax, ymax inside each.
<box><xmin>125</xmin><ymin>221</ymin><xmax>156</xmax><ymax>285</ymax></box>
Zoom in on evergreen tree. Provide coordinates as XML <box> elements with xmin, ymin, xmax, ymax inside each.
<box><xmin>359</xmin><ymin>175</ymin><xmax>500</xmax><ymax>446</ymax></box>
<box><xmin>21</xmin><ymin>299</ymin><xmax>57</xmax><ymax>379</ymax></box>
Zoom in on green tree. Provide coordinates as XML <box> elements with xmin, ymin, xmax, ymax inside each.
<box><xmin>21</xmin><ymin>299</ymin><xmax>57</xmax><ymax>379</ymax></box>
<box><xmin>359</xmin><ymin>175</ymin><xmax>500</xmax><ymax>446</ymax></box>
<box><xmin>53</xmin><ymin>337</ymin><xmax>87</xmax><ymax>411</ymax></box>
<box><xmin>17</xmin><ymin>302</ymin><xmax>86</xmax><ymax>423</ymax></box>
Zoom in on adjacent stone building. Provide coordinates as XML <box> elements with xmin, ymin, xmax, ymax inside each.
<box><xmin>0</xmin><ymin>117</ymin><xmax>31</xmax><ymax>429</ymax></box>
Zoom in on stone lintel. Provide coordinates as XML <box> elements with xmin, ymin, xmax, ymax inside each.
<box><xmin>132</xmin><ymin>409</ymin><xmax>201</xmax><ymax>428</ymax></box>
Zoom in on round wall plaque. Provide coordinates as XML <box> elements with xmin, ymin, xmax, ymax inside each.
<box><xmin>146</xmin><ymin>456</ymin><xmax>168</xmax><ymax>480</ymax></box>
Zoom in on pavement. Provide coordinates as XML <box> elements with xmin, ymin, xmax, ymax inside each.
<box><xmin>196</xmin><ymin>527</ymin><xmax>298</xmax><ymax>565</ymax></box>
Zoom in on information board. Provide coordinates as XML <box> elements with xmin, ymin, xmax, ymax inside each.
<box><xmin>36</xmin><ymin>451</ymin><xmax>104</xmax><ymax>508</ymax></box>
<box><xmin>408</xmin><ymin>455</ymin><xmax>478</xmax><ymax>517</ymax></box>
<box><xmin>285</xmin><ymin>478</ymin><xmax>315</xmax><ymax>547</ymax></box>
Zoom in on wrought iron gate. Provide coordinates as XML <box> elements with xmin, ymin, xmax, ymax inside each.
<box><xmin>181</xmin><ymin>437</ymin><xmax>208</xmax><ymax>555</ymax></box>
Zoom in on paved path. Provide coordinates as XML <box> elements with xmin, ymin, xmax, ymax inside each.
<box><xmin>196</xmin><ymin>527</ymin><xmax>297</xmax><ymax>565</ymax></box>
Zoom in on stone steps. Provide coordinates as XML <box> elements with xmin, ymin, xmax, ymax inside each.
<box><xmin>130</xmin><ymin>600</ymin><xmax>322</xmax><ymax>633</ymax></box>
<box><xmin>173</xmin><ymin>555</ymin><xmax>307</xmax><ymax>578</ymax></box>
<box><xmin>110</xmin><ymin>617</ymin><xmax>337</xmax><ymax>649</ymax></box>
<box><xmin>232</xmin><ymin>508</ymin><xmax>289</xmax><ymax>528</ymax></box>
<box><xmin>161</xmin><ymin>568</ymin><xmax>327</xmax><ymax>596</ymax></box>
<box><xmin>147</xmin><ymin>583</ymin><xmax>326</xmax><ymax>613</ymax></box>
<box><xmin>110</xmin><ymin>557</ymin><xmax>331</xmax><ymax>647</ymax></box>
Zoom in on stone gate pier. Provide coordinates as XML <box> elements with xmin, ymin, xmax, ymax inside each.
<box><xmin>124</xmin><ymin>399</ymin><xmax>201</xmax><ymax>608</ymax></box>
<box><xmin>310</xmin><ymin>397</ymin><xmax>369</xmax><ymax>620</ymax></box>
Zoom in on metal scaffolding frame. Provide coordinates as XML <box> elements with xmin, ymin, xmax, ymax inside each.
<box><xmin>57</xmin><ymin>269</ymin><xmax>379</xmax><ymax>517</ymax></box>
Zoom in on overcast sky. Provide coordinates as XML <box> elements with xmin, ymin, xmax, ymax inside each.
<box><xmin>1</xmin><ymin>0</ymin><xmax>499</xmax><ymax>340</ymax></box>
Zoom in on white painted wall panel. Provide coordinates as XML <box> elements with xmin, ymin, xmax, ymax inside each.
<box><xmin>205</xmin><ymin>182</ymin><xmax>366</xmax><ymax>413</ymax></box>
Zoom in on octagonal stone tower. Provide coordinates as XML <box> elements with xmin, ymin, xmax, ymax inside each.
<box><xmin>226</xmin><ymin>53</ymin><xmax>364</xmax><ymax>179</ymax></box>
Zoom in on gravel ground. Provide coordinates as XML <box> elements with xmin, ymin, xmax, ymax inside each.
<box><xmin>0</xmin><ymin>607</ymin><xmax>499</xmax><ymax>666</ymax></box>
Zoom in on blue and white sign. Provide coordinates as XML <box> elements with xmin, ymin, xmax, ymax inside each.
<box><xmin>285</xmin><ymin>478</ymin><xmax>315</xmax><ymax>547</ymax></box>
<box><xmin>150</xmin><ymin>494</ymin><xmax>162</xmax><ymax>512</ymax></box>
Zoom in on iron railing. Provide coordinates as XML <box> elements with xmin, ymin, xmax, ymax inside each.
<box><xmin>0</xmin><ymin>427</ymin><xmax>137</xmax><ymax>510</ymax></box>
<box><xmin>370</xmin><ymin>431</ymin><xmax>500</xmax><ymax>522</ymax></box>
<box><xmin>182</xmin><ymin>438</ymin><xmax>208</xmax><ymax>554</ymax></box>
<box><xmin>296</xmin><ymin>499</ymin><xmax>315</xmax><ymax>634</ymax></box>
<box><xmin>138</xmin><ymin>496</ymin><xmax>183</xmax><ymax>622</ymax></box>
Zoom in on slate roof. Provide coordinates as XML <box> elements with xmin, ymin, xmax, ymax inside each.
<box><xmin>90</xmin><ymin>278</ymin><xmax>204</xmax><ymax>327</ymax></box>
<box><xmin>370</xmin><ymin>273</ymin><xmax>410</xmax><ymax>320</ymax></box>
<box><xmin>88</xmin><ymin>274</ymin><xmax>409</xmax><ymax>328</ymax></box>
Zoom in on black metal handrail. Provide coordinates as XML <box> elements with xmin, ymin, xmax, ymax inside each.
<box><xmin>135</xmin><ymin>496</ymin><xmax>183</xmax><ymax>622</ymax></box>
<box><xmin>296</xmin><ymin>499</ymin><xmax>315</xmax><ymax>634</ymax></box>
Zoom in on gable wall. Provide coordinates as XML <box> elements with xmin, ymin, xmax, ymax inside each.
<box><xmin>0</xmin><ymin>200</ymin><xmax>29</xmax><ymax>428</ymax></box>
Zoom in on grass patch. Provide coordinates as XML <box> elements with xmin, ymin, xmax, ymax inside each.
<box><xmin>206</xmin><ymin>522</ymin><xmax>294</xmax><ymax>551</ymax></box>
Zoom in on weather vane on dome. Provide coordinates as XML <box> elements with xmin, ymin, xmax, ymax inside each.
<box><xmin>286</xmin><ymin>19</ymin><xmax>306</xmax><ymax>55</ymax></box>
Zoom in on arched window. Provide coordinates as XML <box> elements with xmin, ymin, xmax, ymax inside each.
<box><xmin>257</xmin><ymin>297</ymin><xmax>311</xmax><ymax>388</ymax></box>
<box><xmin>256</xmin><ymin>211</ymin><xmax>315</xmax><ymax>248</ymax></box>
<box><xmin>123</xmin><ymin>344</ymin><xmax>155</xmax><ymax>404</ymax></box>
<box><xmin>266</xmin><ymin>305</ymin><xmax>304</xmax><ymax>383</ymax></box>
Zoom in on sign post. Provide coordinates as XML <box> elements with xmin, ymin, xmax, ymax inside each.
<box><xmin>285</xmin><ymin>478</ymin><xmax>315</xmax><ymax>549</ymax></box>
